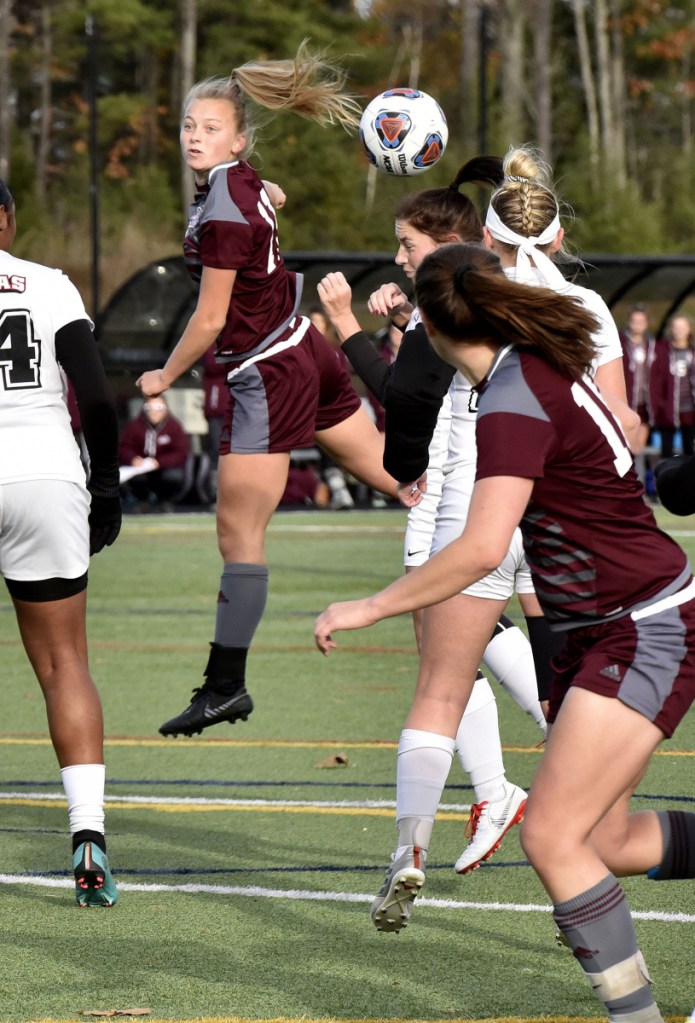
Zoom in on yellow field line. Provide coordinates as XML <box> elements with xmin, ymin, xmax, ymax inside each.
<box><xmin>0</xmin><ymin>735</ymin><xmax>692</xmax><ymax>756</ymax></box>
<box><xmin>0</xmin><ymin>796</ymin><xmax>469</xmax><ymax>820</ymax></box>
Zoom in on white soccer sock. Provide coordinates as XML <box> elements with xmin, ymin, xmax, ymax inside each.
<box><xmin>455</xmin><ymin>676</ymin><xmax>507</xmax><ymax>804</ymax></box>
<box><xmin>395</xmin><ymin>728</ymin><xmax>455</xmax><ymax>853</ymax></box>
<box><xmin>60</xmin><ymin>764</ymin><xmax>106</xmax><ymax>835</ymax></box>
<box><xmin>483</xmin><ymin>623</ymin><xmax>547</xmax><ymax>736</ymax></box>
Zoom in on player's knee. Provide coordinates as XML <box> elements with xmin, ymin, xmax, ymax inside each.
<box><xmin>519</xmin><ymin>809</ymin><xmax>570</xmax><ymax>866</ymax></box>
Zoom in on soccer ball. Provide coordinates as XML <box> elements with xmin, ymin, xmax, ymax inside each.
<box><xmin>359</xmin><ymin>88</ymin><xmax>448</xmax><ymax>176</ymax></box>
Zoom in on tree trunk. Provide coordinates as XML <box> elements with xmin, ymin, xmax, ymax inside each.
<box><xmin>498</xmin><ymin>0</ymin><xmax>526</xmax><ymax>149</ymax></box>
<box><xmin>459</xmin><ymin>0</ymin><xmax>480</xmax><ymax>155</ymax></box>
<box><xmin>36</xmin><ymin>2</ymin><xmax>52</xmax><ymax>200</ymax></box>
<box><xmin>571</xmin><ymin>0</ymin><xmax>600</xmax><ymax>172</ymax></box>
<box><xmin>594</xmin><ymin>0</ymin><xmax>617</xmax><ymax>176</ymax></box>
<box><xmin>533</xmin><ymin>0</ymin><xmax>553</xmax><ymax>164</ymax></box>
<box><xmin>0</xmin><ymin>0</ymin><xmax>12</xmax><ymax>182</ymax></box>
<box><xmin>608</xmin><ymin>0</ymin><xmax>626</xmax><ymax>186</ymax></box>
<box><xmin>683</xmin><ymin>42</ymin><xmax>692</xmax><ymax>157</ymax></box>
<box><xmin>179</xmin><ymin>0</ymin><xmax>197</xmax><ymax>215</ymax></box>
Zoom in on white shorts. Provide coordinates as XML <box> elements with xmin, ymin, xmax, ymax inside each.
<box><xmin>0</xmin><ymin>480</ymin><xmax>90</xmax><ymax>582</ymax></box>
<box><xmin>404</xmin><ymin>465</ymin><xmax>443</xmax><ymax>567</ymax></box>
<box><xmin>423</xmin><ymin>465</ymin><xmax>535</xmax><ymax>600</ymax></box>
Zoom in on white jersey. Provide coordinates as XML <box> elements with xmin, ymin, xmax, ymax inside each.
<box><xmin>406</xmin><ymin>269</ymin><xmax>622</xmax><ymax>567</ymax></box>
<box><xmin>445</xmin><ymin>267</ymin><xmax>622</xmax><ymax>485</ymax></box>
<box><xmin>404</xmin><ymin>307</ymin><xmax>451</xmax><ymax>564</ymax></box>
<box><xmin>504</xmin><ymin>265</ymin><xmax>622</xmax><ymax>367</ymax></box>
<box><xmin>0</xmin><ymin>251</ymin><xmax>91</xmax><ymax>486</ymax></box>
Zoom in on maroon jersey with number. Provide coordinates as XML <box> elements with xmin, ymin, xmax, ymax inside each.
<box><xmin>474</xmin><ymin>345</ymin><xmax>689</xmax><ymax>628</ymax></box>
<box><xmin>183</xmin><ymin>161</ymin><xmax>302</xmax><ymax>358</ymax></box>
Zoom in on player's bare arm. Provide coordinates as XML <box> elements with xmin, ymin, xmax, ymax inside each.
<box><xmin>138</xmin><ymin>266</ymin><xmax>237</xmax><ymax>397</ymax></box>
<box><xmin>314</xmin><ymin>475</ymin><xmax>533</xmax><ymax>653</ymax></box>
<box><xmin>594</xmin><ymin>358</ymin><xmax>641</xmax><ymax>451</ymax></box>
<box><xmin>261</xmin><ymin>180</ymin><xmax>286</xmax><ymax>210</ymax></box>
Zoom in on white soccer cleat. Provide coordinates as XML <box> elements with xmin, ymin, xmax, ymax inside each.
<box><xmin>370</xmin><ymin>845</ymin><xmax>425</xmax><ymax>933</ymax></box>
<box><xmin>455</xmin><ymin>782</ymin><xmax>527</xmax><ymax>875</ymax></box>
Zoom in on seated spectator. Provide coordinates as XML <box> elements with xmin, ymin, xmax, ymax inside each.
<box><xmin>364</xmin><ymin>320</ymin><xmax>403</xmax><ymax>433</ymax></box>
<box><xmin>64</xmin><ymin>377</ymin><xmax>89</xmax><ymax>471</ymax></box>
<box><xmin>306</xmin><ymin>306</ymin><xmax>355</xmax><ymax>509</ymax></box>
<box><xmin>279</xmin><ymin>455</ymin><xmax>330</xmax><ymax>509</ymax></box>
<box><xmin>201</xmin><ymin>344</ymin><xmax>229</xmax><ymax>502</ymax></box>
<box><xmin>119</xmin><ymin>397</ymin><xmax>191</xmax><ymax>511</ymax></box>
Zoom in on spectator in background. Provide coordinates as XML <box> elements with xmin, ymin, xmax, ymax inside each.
<box><xmin>65</xmin><ymin>377</ymin><xmax>89</xmax><ymax>471</ymax></box>
<box><xmin>279</xmin><ymin>453</ymin><xmax>330</xmax><ymax>508</ymax></box>
<box><xmin>364</xmin><ymin>320</ymin><xmax>404</xmax><ymax>433</ymax></box>
<box><xmin>201</xmin><ymin>344</ymin><xmax>229</xmax><ymax>501</ymax></box>
<box><xmin>620</xmin><ymin>304</ymin><xmax>658</xmax><ymax>486</ymax></box>
<box><xmin>652</xmin><ymin>313</ymin><xmax>695</xmax><ymax>459</ymax></box>
<box><xmin>119</xmin><ymin>396</ymin><xmax>190</xmax><ymax>511</ymax></box>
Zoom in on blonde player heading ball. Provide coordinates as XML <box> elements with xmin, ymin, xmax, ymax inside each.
<box><xmin>137</xmin><ymin>43</ymin><xmax>419</xmax><ymax>738</ymax></box>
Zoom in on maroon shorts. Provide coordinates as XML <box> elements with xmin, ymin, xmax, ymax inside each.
<box><xmin>219</xmin><ymin>319</ymin><xmax>361</xmax><ymax>455</ymax></box>
<box><xmin>548</xmin><ymin>589</ymin><xmax>695</xmax><ymax>738</ymax></box>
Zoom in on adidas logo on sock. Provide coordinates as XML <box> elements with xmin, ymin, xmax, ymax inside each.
<box><xmin>573</xmin><ymin>946</ymin><xmax>599</xmax><ymax>960</ymax></box>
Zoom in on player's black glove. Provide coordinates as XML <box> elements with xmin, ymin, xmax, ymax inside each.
<box><xmin>654</xmin><ymin>454</ymin><xmax>695</xmax><ymax>516</ymax></box>
<box><xmin>88</xmin><ymin>491</ymin><xmax>122</xmax><ymax>555</ymax></box>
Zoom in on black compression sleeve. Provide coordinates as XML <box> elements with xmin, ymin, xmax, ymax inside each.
<box><xmin>382</xmin><ymin>323</ymin><xmax>455</xmax><ymax>481</ymax></box>
<box><xmin>341</xmin><ymin>331</ymin><xmax>393</xmax><ymax>403</ymax></box>
<box><xmin>654</xmin><ymin>455</ymin><xmax>695</xmax><ymax>516</ymax></box>
<box><xmin>55</xmin><ymin>319</ymin><xmax>120</xmax><ymax>496</ymax></box>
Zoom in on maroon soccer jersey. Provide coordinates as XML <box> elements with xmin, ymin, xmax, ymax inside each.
<box><xmin>474</xmin><ymin>345</ymin><xmax>689</xmax><ymax>627</ymax></box>
<box><xmin>183</xmin><ymin>161</ymin><xmax>301</xmax><ymax>358</ymax></box>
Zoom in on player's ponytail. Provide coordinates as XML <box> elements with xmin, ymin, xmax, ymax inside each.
<box><xmin>414</xmin><ymin>242</ymin><xmax>598</xmax><ymax>379</ymax></box>
<box><xmin>449</xmin><ymin>156</ymin><xmax>503</xmax><ymax>192</ymax></box>
<box><xmin>183</xmin><ymin>41</ymin><xmax>360</xmax><ymax>161</ymax></box>
<box><xmin>230</xmin><ymin>40</ymin><xmax>360</xmax><ymax>131</ymax></box>
<box><xmin>394</xmin><ymin>154</ymin><xmax>502</xmax><ymax>247</ymax></box>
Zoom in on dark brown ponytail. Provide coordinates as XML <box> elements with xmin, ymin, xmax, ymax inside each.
<box><xmin>415</xmin><ymin>243</ymin><xmax>599</xmax><ymax>378</ymax></box>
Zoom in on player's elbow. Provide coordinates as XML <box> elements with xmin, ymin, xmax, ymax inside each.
<box><xmin>200</xmin><ymin>314</ymin><xmax>228</xmax><ymax>336</ymax></box>
<box><xmin>473</xmin><ymin>536</ymin><xmax>510</xmax><ymax>578</ymax></box>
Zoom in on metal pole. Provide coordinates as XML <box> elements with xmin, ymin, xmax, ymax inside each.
<box><xmin>478</xmin><ymin>2</ymin><xmax>489</xmax><ymax>155</ymax></box>
<box><xmin>86</xmin><ymin>14</ymin><xmax>100</xmax><ymax>319</ymax></box>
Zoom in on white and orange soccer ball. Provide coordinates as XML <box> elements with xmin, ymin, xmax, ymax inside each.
<box><xmin>359</xmin><ymin>88</ymin><xmax>448</xmax><ymax>176</ymax></box>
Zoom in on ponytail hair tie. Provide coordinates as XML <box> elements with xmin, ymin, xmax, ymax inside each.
<box><xmin>505</xmin><ymin>174</ymin><xmax>529</xmax><ymax>183</ymax></box>
<box><xmin>454</xmin><ymin>263</ymin><xmax>476</xmax><ymax>291</ymax></box>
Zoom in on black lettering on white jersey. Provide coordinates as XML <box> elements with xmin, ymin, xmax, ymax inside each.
<box><xmin>0</xmin><ymin>309</ymin><xmax>41</xmax><ymax>389</ymax></box>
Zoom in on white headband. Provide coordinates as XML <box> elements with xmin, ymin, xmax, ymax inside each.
<box><xmin>485</xmin><ymin>203</ymin><xmax>565</xmax><ymax>287</ymax></box>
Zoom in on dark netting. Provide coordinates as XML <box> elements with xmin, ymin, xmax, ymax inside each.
<box><xmin>96</xmin><ymin>252</ymin><xmax>695</xmax><ymax>408</ymax></box>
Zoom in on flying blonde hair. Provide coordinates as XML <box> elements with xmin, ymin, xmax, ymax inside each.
<box><xmin>183</xmin><ymin>40</ymin><xmax>361</xmax><ymax>160</ymax></box>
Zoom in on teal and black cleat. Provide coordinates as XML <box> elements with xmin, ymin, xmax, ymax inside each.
<box><xmin>72</xmin><ymin>841</ymin><xmax>119</xmax><ymax>908</ymax></box>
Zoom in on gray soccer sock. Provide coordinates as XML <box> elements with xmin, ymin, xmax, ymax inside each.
<box><xmin>647</xmin><ymin>810</ymin><xmax>695</xmax><ymax>880</ymax></box>
<box><xmin>214</xmin><ymin>562</ymin><xmax>269</xmax><ymax>648</ymax></box>
<box><xmin>553</xmin><ymin>874</ymin><xmax>662</xmax><ymax>1021</ymax></box>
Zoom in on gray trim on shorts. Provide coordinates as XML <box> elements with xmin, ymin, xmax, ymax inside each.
<box><xmin>229</xmin><ymin>364</ymin><xmax>270</xmax><ymax>452</ymax></box>
<box><xmin>618</xmin><ymin>607</ymin><xmax>688</xmax><ymax>724</ymax></box>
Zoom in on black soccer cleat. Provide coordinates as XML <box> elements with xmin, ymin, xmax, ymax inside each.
<box><xmin>159</xmin><ymin>682</ymin><xmax>254</xmax><ymax>737</ymax></box>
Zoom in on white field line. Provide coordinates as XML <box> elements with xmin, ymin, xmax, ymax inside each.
<box><xmin>0</xmin><ymin>791</ymin><xmax>471</xmax><ymax>811</ymax></box>
<box><xmin>0</xmin><ymin>872</ymin><xmax>692</xmax><ymax>924</ymax></box>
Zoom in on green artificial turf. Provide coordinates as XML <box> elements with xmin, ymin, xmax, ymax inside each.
<box><xmin>0</xmin><ymin>508</ymin><xmax>692</xmax><ymax>1022</ymax></box>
